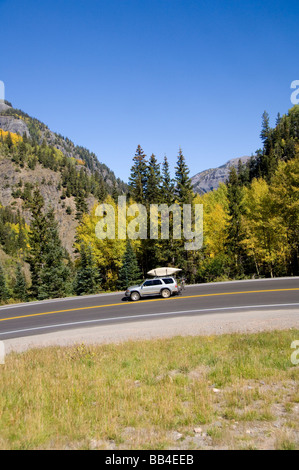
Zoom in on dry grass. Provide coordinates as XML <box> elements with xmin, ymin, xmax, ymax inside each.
<box><xmin>0</xmin><ymin>329</ymin><xmax>298</xmax><ymax>449</ymax></box>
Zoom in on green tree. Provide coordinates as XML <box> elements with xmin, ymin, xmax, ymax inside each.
<box><xmin>0</xmin><ymin>265</ymin><xmax>10</xmax><ymax>303</ymax></box>
<box><xmin>145</xmin><ymin>154</ymin><xmax>162</xmax><ymax>204</ymax></box>
<box><xmin>75</xmin><ymin>187</ymin><xmax>88</xmax><ymax>221</ymax></box>
<box><xmin>128</xmin><ymin>145</ymin><xmax>148</xmax><ymax>203</ymax></box>
<box><xmin>174</xmin><ymin>148</ymin><xmax>194</xmax><ymax>204</ymax></box>
<box><xmin>161</xmin><ymin>155</ymin><xmax>174</xmax><ymax>204</ymax></box>
<box><xmin>27</xmin><ymin>188</ymin><xmax>48</xmax><ymax>298</ymax></box>
<box><xmin>13</xmin><ymin>264</ymin><xmax>28</xmax><ymax>301</ymax></box>
<box><xmin>75</xmin><ymin>243</ymin><xmax>100</xmax><ymax>295</ymax></box>
<box><xmin>225</xmin><ymin>167</ymin><xmax>246</xmax><ymax>276</ymax></box>
<box><xmin>260</xmin><ymin>110</ymin><xmax>271</xmax><ymax>152</ymax></box>
<box><xmin>118</xmin><ymin>240</ymin><xmax>142</xmax><ymax>289</ymax></box>
<box><xmin>37</xmin><ymin>209</ymin><xmax>72</xmax><ymax>300</ymax></box>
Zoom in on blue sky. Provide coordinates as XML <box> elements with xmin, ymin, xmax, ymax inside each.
<box><xmin>0</xmin><ymin>0</ymin><xmax>298</xmax><ymax>182</ymax></box>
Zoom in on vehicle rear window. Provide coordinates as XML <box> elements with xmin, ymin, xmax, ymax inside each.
<box><xmin>152</xmin><ymin>279</ymin><xmax>163</xmax><ymax>285</ymax></box>
<box><xmin>162</xmin><ymin>278</ymin><xmax>174</xmax><ymax>284</ymax></box>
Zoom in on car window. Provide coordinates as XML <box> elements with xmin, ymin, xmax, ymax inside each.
<box><xmin>143</xmin><ymin>280</ymin><xmax>153</xmax><ymax>287</ymax></box>
<box><xmin>152</xmin><ymin>279</ymin><xmax>163</xmax><ymax>285</ymax></box>
<box><xmin>162</xmin><ymin>278</ymin><xmax>174</xmax><ymax>284</ymax></box>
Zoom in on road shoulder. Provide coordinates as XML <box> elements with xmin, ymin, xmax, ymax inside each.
<box><xmin>4</xmin><ymin>307</ymin><xmax>299</xmax><ymax>353</ymax></box>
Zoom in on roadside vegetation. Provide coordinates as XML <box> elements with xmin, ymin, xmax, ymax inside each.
<box><xmin>0</xmin><ymin>329</ymin><xmax>298</xmax><ymax>450</ymax></box>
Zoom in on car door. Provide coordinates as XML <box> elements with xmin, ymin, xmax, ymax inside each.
<box><xmin>141</xmin><ymin>280</ymin><xmax>155</xmax><ymax>296</ymax></box>
<box><xmin>152</xmin><ymin>279</ymin><xmax>163</xmax><ymax>294</ymax></box>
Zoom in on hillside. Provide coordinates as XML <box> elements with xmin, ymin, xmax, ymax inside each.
<box><xmin>0</xmin><ymin>101</ymin><xmax>127</xmax><ymax>193</ymax></box>
<box><xmin>0</xmin><ymin>102</ymin><xmax>128</xmax><ymax>256</ymax></box>
<box><xmin>191</xmin><ymin>156</ymin><xmax>251</xmax><ymax>194</ymax></box>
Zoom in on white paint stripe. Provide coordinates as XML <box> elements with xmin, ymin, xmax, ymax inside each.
<box><xmin>1</xmin><ymin>303</ymin><xmax>298</xmax><ymax>337</ymax></box>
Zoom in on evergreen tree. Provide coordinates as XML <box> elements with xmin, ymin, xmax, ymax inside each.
<box><xmin>75</xmin><ymin>243</ymin><xmax>100</xmax><ymax>295</ymax></box>
<box><xmin>112</xmin><ymin>180</ymin><xmax>119</xmax><ymax>204</ymax></box>
<box><xmin>27</xmin><ymin>188</ymin><xmax>48</xmax><ymax>298</ymax></box>
<box><xmin>95</xmin><ymin>173</ymin><xmax>108</xmax><ymax>202</ymax></box>
<box><xmin>260</xmin><ymin>111</ymin><xmax>271</xmax><ymax>152</ymax></box>
<box><xmin>13</xmin><ymin>264</ymin><xmax>27</xmax><ymax>301</ymax></box>
<box><xmin>174</xmin><ymin>148</ymin><xmax>194</xmax><ymax>204</ymax></box>
<box><xmin>128</xmin><ymin>145</ymin><xmax>148</xmax><ymax>203</ymax></box>
<box><xmin>37</xmin><ymin>209</ymin><xmax>72</xmax><ymax>300</ymax></box>
<box><xmin>27</xmin><ymin>190</ymin><xmax>71</xmax><ymax>299</ymax></box>
<box><xmin>161</xmin><ymin>155</ymin><xmax>174</xmax><ymax>204</ymax></box>
<box><xmin>145</xmin><ymin>154</ymin><xmax>162</xmax><ymax>204</ymax></box>
<box><xmin>75</xmin><ymin>188</ymin><xmax>88</xmax><ymax>221</ymax></box>
<box><xmin>225</xmin><ymin>167</ymin><xmax>246</xmax><ymax>276</ymax></box>
<box><xmin>118</xmin><ymin>240</ymin><xmax>142</xmax><ymax>289</ymax></box>
<box><xmin>0</xmin><ymin>265</ymin><xmax>10</xmax><ymax>303</ymax></box>
<box><xmin>5</xmin><ymin>132</ymin><xmax>13</xmax><ymax>149</ymax></box>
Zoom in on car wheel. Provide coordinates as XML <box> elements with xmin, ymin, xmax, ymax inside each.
<box><xmin>130</xmin><ymin>291</ymin><xmax>141</xmax><ymax>301</ymax></box>
<box><xmin>161</xmin><ymin>288</ymin><xmax>171</xmax><ymax>298</ymax></box>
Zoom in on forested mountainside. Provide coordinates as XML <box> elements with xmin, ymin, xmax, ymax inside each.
<box><xmin>0</xmin><ymin>101</ymin><xmax>127</xmax><ymax>193</ymax></box>
<box><xmin>192</xmin><ymin>106</ymin><xmax>299</xmax><ymax>195</ymax></box>
<box><xmin>197</xmin><ymin>105</ymin><xmax>299</xmax><ymax>281</ymax></box>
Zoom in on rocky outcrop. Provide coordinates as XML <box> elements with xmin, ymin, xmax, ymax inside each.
<box><xmin>191</xmin><ymin>156</ymin><xmax>251</xmax><ymax>194</ymax></box>
<box><xmin>0</xmin><ymin>114</ymin><xmax>30</xmax><ymax>137</ymax></box>
<box><xmin>0</xmin><ymin>101</ymin><xmax>30</xmax><ymax>136</ymax></box>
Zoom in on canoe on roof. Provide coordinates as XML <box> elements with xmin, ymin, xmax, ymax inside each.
<box><xmin>147</xmin><ymin>267</ymin><xmax>182</xmax><ymax>277</ymax></box>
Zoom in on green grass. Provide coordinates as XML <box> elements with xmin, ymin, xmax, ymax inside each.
<box><xmin>0</xmin><ymin>330</ymin><xmax>298</xmax><ymax>449</ymax></box>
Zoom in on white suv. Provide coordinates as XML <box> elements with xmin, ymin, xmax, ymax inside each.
<box><xmin>125</xmin><ymin>277</ymin><xmax>179</xmax><ymax>301</ymax></box>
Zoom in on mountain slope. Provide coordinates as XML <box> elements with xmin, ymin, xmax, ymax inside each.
<box><xmin>0</xmin><ymin>102</ymin><xmax>127</xmax><ymax>256</ymax></box>
<box><xmin>191</xmin><ymin>156</ymin><xmax>251</xmax><ymax>194</ymax></box>
<box><xmin>0</xmin><ymin>101</ymin><xmax>127</xmax><ymax>193</ymax></box>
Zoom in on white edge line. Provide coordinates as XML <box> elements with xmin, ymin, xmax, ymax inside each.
<box><xmin>1</xmin><ymin>303</ymin><xmax>299</xmax><ymax>337</ymax></box>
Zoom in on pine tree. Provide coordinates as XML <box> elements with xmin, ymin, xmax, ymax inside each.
<box><xmin>128</xmin><ymin>145</ymin><xmax>148</xmax><ymax>203</ymax></box>
<box><xmin>112</xmin><ymin>180</ymin><xmax>119</xmax><ymax>204</ymax></box>
<box><xmin>118</xmin><ymin>240</ymin><xmax>142</xmax><ymax>289</ymax></box>
<box><xmin>27</xmin><ymin>188</ymin><xmax>48</xmax><ymax>298</ymax></box>
<box><xmin>145</xmin><ymin>154</ymin><xmax>162</xmax><ymax>204</ymax></box>
<box><xmin>162</xmin><ymin>155</ymin><xmax>174</xmax><ymax>204</ymax></box>
<box><xmin>75</xmin><ymin>188</ymin><xmax>88</xmax><ymax>221</ymax></box>
<box><xmin>27</xmin><ymin>190</ymin><xmax>71</xmax><ymax>299</ymax></box>
<box><xmin>37</xmin><ymin>209</ymin><xmax>72</xmax><ymax>300</ymax></box>
<box><xmin>225</xmin><ymin>167</ymin><xmax>246</xmax><ymax>275</ymax></box>
<box><xmin>13</xmin><ymin>264</ymin><xmax>27</xmax><ymax>301</ymax></box>
<box><xmin>174</xmin><ymin>148</ymin><xmax>194</xmax><ymax>204</ymax></box>
<box><xmin>5</xmin><ymin>132</ymin><xmax>13</xmax><ymax>149</ymax></box>
<box><xmin>260</xmin><ymin>111</ymin><xmax>272</xmax><ymax>154</ymax></box>
<box><xmin>0</xmin><ymin>265</ymin><xmax>10</xmax><ymax>303</ymax></box>
<box><xmin>75</xmin><ymin>244</ymin><xmax>100</xmax><ymax>295</ymax></box>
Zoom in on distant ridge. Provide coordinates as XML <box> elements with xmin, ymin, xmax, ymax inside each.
<box><xmin>191</xmin><ymin>156</ymin><xmax>251</xmax><ymax>194</ymax></box>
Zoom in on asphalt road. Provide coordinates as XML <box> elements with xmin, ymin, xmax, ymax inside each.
<box><xmin>0</xmin><ymin>277</ymin><xmax>298</xmax><ymax>340</ymax></box>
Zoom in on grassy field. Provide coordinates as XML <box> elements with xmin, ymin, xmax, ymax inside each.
<box><xmin>0</xmin><ymin>329</ymin><xmax>298</xmax><ymax>450</ymax></box>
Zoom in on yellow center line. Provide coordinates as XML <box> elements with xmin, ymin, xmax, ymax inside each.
<box><xmin>0</xmin><ymin>288</ymin><xmax>298</xmax><ymax>323</ymax></box>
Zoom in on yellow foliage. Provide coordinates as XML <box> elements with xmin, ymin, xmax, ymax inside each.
<box><xmin>0</xmin><ymin>129</ymin><xmax>23</xmax><ymax>144</ymax></box>
<box><xmin>195</xmin><ymin>184</ymin><xmax>229</xmax><ymax>257</ymax></box>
